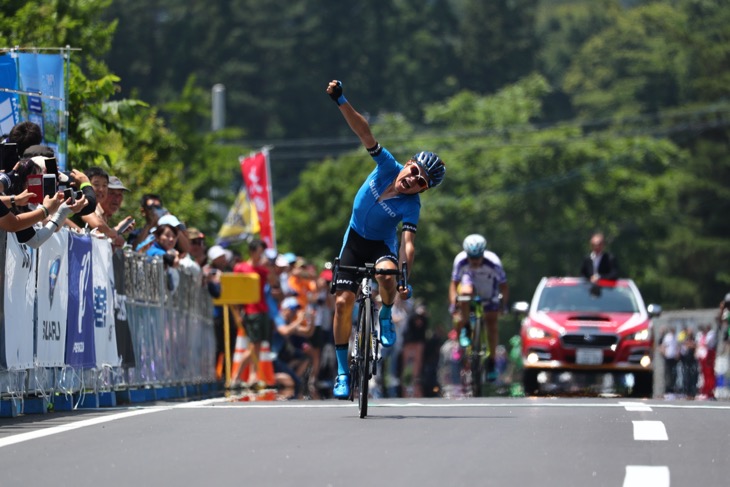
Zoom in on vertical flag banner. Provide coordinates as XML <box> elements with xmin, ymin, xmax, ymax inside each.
<box><xmin>65</xmin><ymin>233</ymin><xmax>96</xmax><ymax>368</ymax></box>
<box><xmin>0</xmin><ymin>54</ymin><xmax>20</xmax><ymax>136</ymax></box>
<box><xmin>216</xmin><ymin>187</ymin><xmax>261</xmax><ymax>245</ymax></box>
<box><xmin>36</xmin><ymin>231</ymin><xmax>69</xmax><ymax>366</ymax></box>
<box><xmin>17</xmin><ymin>53</ymin><xmax>66</xmax><ymax>170</ymax></box>
<box><xmin>240</xmin><ymin>149</ymin><xmax>276</xmax><ymax>249</ymax></box>
<box><xmin>91</xmin><ymin>238</ymin><xmax>120</xmax><ymax>367</ymax></box>
<box><xmin>0</xmin><ymin>233</ymin><xmax>35</xmax><ymax>369</ymax></box>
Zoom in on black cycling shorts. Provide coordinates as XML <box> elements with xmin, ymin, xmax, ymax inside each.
<box><xmin>335</xmin><ymin>228</ymin><xmax>397</xmax><ymax>294</ymax></box>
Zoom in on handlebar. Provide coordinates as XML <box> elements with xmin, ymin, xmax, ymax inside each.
<box><xmin>329</xmin><ymin>257</ymin><xmax>408</xmax><ymax>295</ymax></box>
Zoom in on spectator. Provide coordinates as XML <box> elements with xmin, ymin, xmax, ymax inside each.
<box><xmin>145</xmin><ymin>221</ymin><xmax>181</xmax><ymax>291</ymax></box>
<box><xmin>696</xmin><ymin>323</ymin><xmax>717</xmax><ymax>400</ymax></box>
<box><xmin>580</xmin><ymin>232</ymin><xmax>619</xmax><ymax>282</ymax></box>
<box><xmin>233</xmin><ymin>239</ymin><xmax>272</xmax><ymax>386</ymax></box>
<box><xmin>186</xmin><ymin>228</ymin><xmax>207</xmax><ymax>267</ymax></box>
<box><xmin>101</xmin><ymin>176</ymin><xmax>135</xmax><ymax>237</ymax></box>
<box><xmin>179</xmin><ymin>227</ymin><xmax>205</xmax><ymax>279</ymax></box>
<box><xmin>273</xmin><ymin>296</ymin><xmax>314</xmax><ymax>399</ymax></box>
<box><xmin>660</xmin><ymin>326</ymin><xmax>679</xmax><ymax>397</ymax></box>
<box><xmin>78</xmin><ymin>167</ymin><xmax>126</xmax><ymax>247</ymax></box>
<box><xmin>2</xmin><ymin>121</ymin><xmax>42</xmax><ymax>165</ymax></box>
<box><xmin>308</xmin><ymin>266</ymin><xmax>335</xmax><ymax>398</ymax></box>
<box><xmin>679</xmin><ymin>327</ymin><xmax>698</xmax><ymax>399</ymax></box>
<box><xmin>0</xmin><ymin>185</ymin><xmax>68</xmax><ymax>234</ymax></box>
<box><xmin>401</xmin><ymin>303</ymin><xmax>429</xmax><ymax>397</ymax></box>
<box><xmin>21</xmin><ymin>145</ymin><xmax>98</xmax><ymax>219</ymax></box>
<box><xmin>205</xmin><ymin>244</ymin><xmax>234</xmax><ymax>378</ymax></box>
<box><xmin>129</xmin><ymin>193</ymin><xmax>164</xmax><ymax>250</ymax></box>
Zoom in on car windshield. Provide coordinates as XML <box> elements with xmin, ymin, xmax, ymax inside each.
<box><xmin>536</xmin><ymin>283</ymin><xmax>639</xmax><ymax>313</ymax></box>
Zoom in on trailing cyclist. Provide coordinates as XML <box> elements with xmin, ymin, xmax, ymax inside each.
<box><xmin>325</xmin><ymin>79</ymin><xmax>446</xmax><ymax>399</ymax></box>
<box><xmin>449</xmin><ymin>234</ymin><xmax>509</xmax><ymax>382</ymax></box>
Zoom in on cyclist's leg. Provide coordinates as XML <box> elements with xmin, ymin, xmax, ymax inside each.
<box><xmin>483</xmin><ymin>309</ymin><xmax>500</xmax><ymax>380</ymax></box>
<box><xmin>375</xmin><ymin>255</ymin><xmax>399</xmax><ymax>347</ymax></box>
<box><xmin>333</xmin><ymin>289</ymin><xmax>356</xmax><ymax>398</ymax></box>
<box><xmin>456</xmin><ymin>282</ymin><xmax>474</xmax><ymax>347</ymax></box>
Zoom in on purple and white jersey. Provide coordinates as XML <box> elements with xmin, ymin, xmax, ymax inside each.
<box><xmin>451</xmin><ymin>250</ymin><xmax>507</xmax><ymax>302</ymax></box>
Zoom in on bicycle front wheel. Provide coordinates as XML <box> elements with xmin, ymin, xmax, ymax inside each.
<box><xmin>358</xmin><ymin>298</ymin><xmax>372</xmax><ymax>418</ymax></box>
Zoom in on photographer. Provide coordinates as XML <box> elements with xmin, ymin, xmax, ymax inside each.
<box><xmin>7</xmin><ymin>155</ymin><xmax>88</xmax><ymax>247</ymax></box>
<box><xmin>1</xmin><ymin>121</ymin><xmax>42</xmax><ymax>172</ymax></box>
<box><xmin>22</xmin><ymin>145</ymin><xmax>98</xmax><ymax>220</ymax></box>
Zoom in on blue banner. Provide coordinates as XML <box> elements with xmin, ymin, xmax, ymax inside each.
<box><xmin>17</xmin><ymin>53</ymin><xmax>66</xmax><ymax>170</ymax></box>
<box><xmin>0</xmin><ymin>54</ymin><xmax>20</xmax><ymax>137</ymax></box>
<box><xmin>65</xmin><ymin>233</ymin><xmax>96</xmax><ymax>368</ymax></box>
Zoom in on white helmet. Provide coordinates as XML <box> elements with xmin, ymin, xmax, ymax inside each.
<box><xmin>463</xmin><ymin>234</ymin><xmax>487</xmax><ymax>258</ymax></box>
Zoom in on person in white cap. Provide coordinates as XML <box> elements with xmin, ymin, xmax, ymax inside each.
<box><xmin>205</xmin><ymin>244</ymin><xmax>235</xmax><ymax>373</ymax></box>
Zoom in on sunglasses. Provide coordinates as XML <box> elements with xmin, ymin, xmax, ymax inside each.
<box><xmin>408</xmin><ymin>163</ymin><xmax>429</xmax><ymax>189</ymax></box>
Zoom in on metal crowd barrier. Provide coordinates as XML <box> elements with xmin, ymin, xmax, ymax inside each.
<box><xmin>0</xmin><ymin>229</ymin><xmax>217</xmax><ymax>417</ymax></box>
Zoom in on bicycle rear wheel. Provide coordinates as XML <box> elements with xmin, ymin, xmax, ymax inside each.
<box><xmin>470</xmin><ymin>313</ymin><xmax>483</xmax><ymax>397</ymax></box>
<box><xmin>358</xmin><ymin>298</ymin><xmax>372</xmax><ymax>418</ymax></box>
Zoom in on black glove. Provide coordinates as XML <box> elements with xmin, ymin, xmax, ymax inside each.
<box><xmin>328</xmin><ymin>80</ymin><xmax>346</xmax><ymax>105</ymax></box>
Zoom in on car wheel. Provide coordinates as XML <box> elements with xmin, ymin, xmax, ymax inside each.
<box><xmin>523</xmin><ymin>369</ymin><xmax>539</xmax><ymax>396</ymax></box>
<box><xmin>630</xmin><ymin>371</ymin><xmax>653</xmax><ymax>398</ymax></box>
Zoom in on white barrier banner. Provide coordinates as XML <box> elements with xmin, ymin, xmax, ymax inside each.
<box><xmin>2</xmin><ymin>233</ymin><xmax>35</xmax><ymax>369</ymax></box>
<box><xmin>36</xmin><ymin>231</ymin><xmax>69</xmax><ymax>366</ymax></box>
<box><xmin>92</xmin><ymin>238</ymin><xmax>120</xmax><ymax>367</ymax></box>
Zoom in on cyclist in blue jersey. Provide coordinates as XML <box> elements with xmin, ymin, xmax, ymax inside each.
<box><xmin>326</xmin><ymin>79</ymin><xmax>446</xmax><ymax>399</ymax></box>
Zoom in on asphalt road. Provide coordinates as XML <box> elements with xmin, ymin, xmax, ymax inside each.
<box><xmin>1</xmin><ymin>396</ymin><xmax>728</xmax><ymax>487</ymax></box>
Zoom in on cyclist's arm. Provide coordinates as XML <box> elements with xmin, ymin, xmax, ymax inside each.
<box><xmin>337</xmin><ymin>102</ymin><xmax>377</xmax><ymax>149</ymax></box>
<box><xmin>398</xmin><ymin>229</ymin><xmax>416</xmax><ymax>279</ymax></box>
<box><xmin>499</xmin><ymin>282</ymin><xmax>510</xmax><ymax>312</ymax></box>
<box><xmin>448</xmin><ymin>280</ymin><xmax>459</xmax><ymax>310</ymax></box>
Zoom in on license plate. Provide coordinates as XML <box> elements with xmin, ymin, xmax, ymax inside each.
<box><xmin>576</xmin><ymin>348</ymin><xmax>603</xmax><ymax>365</ymax></box>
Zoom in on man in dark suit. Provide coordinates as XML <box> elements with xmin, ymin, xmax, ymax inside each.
<box><xmin>580</xmin><ymin>232</ymin><xmax>619</xmax><ymax>282</ymax></box>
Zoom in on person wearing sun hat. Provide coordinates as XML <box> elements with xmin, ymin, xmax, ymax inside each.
<box><xmin>99</xmin><ymin>175</ymin><xmax>135</xmax><ymax>238</ymax></box>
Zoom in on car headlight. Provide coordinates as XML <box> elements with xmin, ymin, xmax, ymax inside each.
<box><xmin>632</xmin><ymin>329</ymin><xmax>650</xmax><ymax>341</ymax></box>
<box><xmin>526</xmin><ymin>326</ymin><xmax>551</xmax><ymax>339</ymax></box>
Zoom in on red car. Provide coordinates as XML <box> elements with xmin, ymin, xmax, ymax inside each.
<box><xmin>514</xmin><ymin>277</ymin><xmax>661</xmax><ymax>397</ymax></box>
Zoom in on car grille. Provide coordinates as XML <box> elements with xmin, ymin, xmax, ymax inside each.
<box><xmin>562</xmin><ymin>334</ymin><xmax>618</xmax><ymax>348</ymax></box>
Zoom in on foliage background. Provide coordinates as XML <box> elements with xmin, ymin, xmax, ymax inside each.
<box><xmin>2</xmin><ymin>0</ymin><xmax>729</xmax><ymax>326</ymax></box>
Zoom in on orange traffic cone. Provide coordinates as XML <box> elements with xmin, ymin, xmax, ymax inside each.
<box><xmin>257</xmin><ymin>340</ymin><xmax>277</xmax><ymax>388</ymax></box>
<box><xmin>231</xmin><ymin>329</ymin><xmax>251</xmax><ymax>385</ymax></box>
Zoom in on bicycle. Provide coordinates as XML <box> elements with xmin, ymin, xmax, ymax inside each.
<box><xmin>330</xmin><ymin>258</ymin><xmax>407</xmax><ymax>418</ymax></box>
<box><xmin>457</xmin><ymin>294</ymin><xmax>488</xmax><ymax>397</ymax></box>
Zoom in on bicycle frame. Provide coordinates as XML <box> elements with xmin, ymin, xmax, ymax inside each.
<box><xmin>330</xmin><ymin>258</ymin><xmax>407</xmax><ymax>418</ymax></box>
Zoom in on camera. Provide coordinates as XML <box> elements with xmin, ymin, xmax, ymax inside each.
<box><xmin>62</xmin><ymin>188</ymin><xmax>83</xmax><ymax>201</ymax></box>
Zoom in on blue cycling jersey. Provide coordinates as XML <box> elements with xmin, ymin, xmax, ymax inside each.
<box><xmin>344</xmin><ymin>146</ymin><xmax>420</xmax><ymax>254</ymax></box>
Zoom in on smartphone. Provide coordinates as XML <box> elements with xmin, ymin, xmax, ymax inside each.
<box><xmin>117</xmin><ymin>218</ymin><xmax>135</xmax><ymax>234</ymax></box>
<box><xmin>0</xmin><ymin>142</ymin><xmax>19</xmax><ymax>173</ymax></box>
<box><xmin>44</xmin><ymin>157</ymin><xmax>58</xmax><ymax>176</ymax></box>
<box><xmin>43</xmin><ymin>174</ymin><xmax>57</xmax><ymax>198</ymax></box>
<box><xmin>27</xmin><ymin>174</ymin><xmax>43</xmax><ymax>205</ymax></box>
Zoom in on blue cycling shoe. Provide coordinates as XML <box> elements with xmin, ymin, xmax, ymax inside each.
<box><xmin>379</xmin><ymin>307</ymin><xmax>396</xmax><ymax>347</ymax></box>
<box><xmin>459</xmin><ymin>327</ymin><xmax>471</xmax><ymax>348</ymax></box>
<box><xmin>333</xmin><ymin>374</ymin><xmax>350</xmax><ymax>399</ymax></box>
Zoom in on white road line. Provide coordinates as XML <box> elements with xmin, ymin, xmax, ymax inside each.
<box><xmin>620</xmin><ymin>402</ymin><xmax>653</xmax><ymax>412</ymax></box>
<box><xmin>0</xmin><ymin>407</ymin><xmax>170</xmax><ymax>449</ymax></box>
<box><xmin>623</xmin><ymin>466</ymin><xmax>670</xmax><ymax>487</ymax></box>
<box><xmin>633</xmin><ymin>421</ymin><xmax>668</xmax><ymax>441</ymax></box>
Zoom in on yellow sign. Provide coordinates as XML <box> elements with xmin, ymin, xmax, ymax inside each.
<box><xmin>212</xmin><ymin>272</ymin><xmax>261</xmax><ymax>305</ymax></box>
